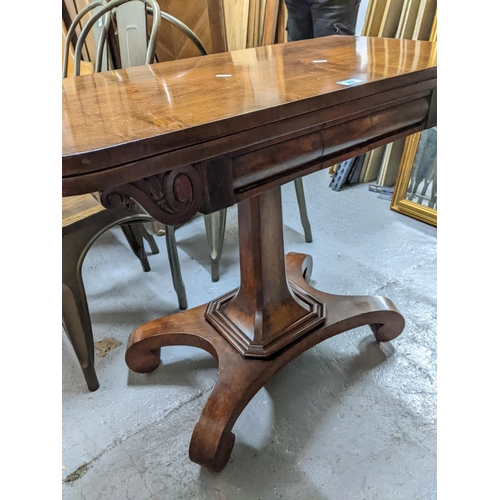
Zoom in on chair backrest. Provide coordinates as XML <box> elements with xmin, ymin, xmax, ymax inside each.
<box><xmin>63</xmin><ymin>0</ymin><xmax>209</xmax><ymax>78</ymax></box>
<box><xmin>62</xmin><ymin>19</ymin><xmax>94</xmax><ymax>76</ymax></box>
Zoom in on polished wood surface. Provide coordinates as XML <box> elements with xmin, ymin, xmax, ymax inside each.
<box><xmin>127</xmin><ymin>252</ymin><xmax>403</xmax><ymax>472</ymax></box>
<box><xmin>62</xmin><ymin>36</ymin><xmax>436</xmax><ymax>200</ymax></box>
<box><xmin>62</xmin><ymin>35</ymin><xmax>436</xmax><ymax>472</ymax></box>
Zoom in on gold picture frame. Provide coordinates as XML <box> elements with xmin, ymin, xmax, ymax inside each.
<box><xmin>390</xmin><ymin>131</ymin><xmax>437</xmax><ymax>227</ymax></box>
<box><xmin>391</xmin><ymin>10</ymin><xmax>437</xmax><ymax>226</ymax></box>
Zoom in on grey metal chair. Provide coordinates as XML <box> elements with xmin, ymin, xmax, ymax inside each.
<box><xmin>62</xmin><ymin>195</ymin><xmax>180</xmax><ymax>392</ymax></box>
<box><xmin>203</xmin><ymin>177</ymin><xmax>313</xmax><ymax>283</ymax></box>
<box><xmin>62</xmin><ymin>0</ymin><xmax>191</xmax><ymax>391</ymax></box>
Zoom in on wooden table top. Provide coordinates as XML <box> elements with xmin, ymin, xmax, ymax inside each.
<box><xmin>62</xmin><ymin>35</ymin><xmax>436</xmax><ymax>197</ymax></box>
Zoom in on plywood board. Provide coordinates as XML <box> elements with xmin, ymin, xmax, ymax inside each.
<box><xmin>395</xmin><ymin>0</ymin><xmax>411</xmax><ymax>38</ymax></box>
<box><xmin>362</xmin><ymin>147</ymin><xmax>385</xmax><ymax>184</ymax></box>
<box><xmin>363</xmin><ymin>0</ymin><xmax>388</xmax><ymax>36</ymax></box>
<box><xmin>358</xmin><ymin>152</ymin><xmax>372</xmax><ymax>183</ymax></box>
<box><xmin>246</xmin><ymin>0</ymin><xmax>257</xmax><ymax>48</ymax></box>
<box><xmin>412</xmin><ymin>0</ymin><xmax>436</xmax><ymax>40</ymax></box>
<box><xmin>377</xmin><ymin>138</ymin><xmax>407</xmax><ymax>187</ymax></box>
<box><xmin>258</xmin><ymin>0</ymin><xmax>267</xmax><ymax>45</ymax></box>
<box><xmin>378</xmin><ymin>0</ymin><xmax>405</xmax><ymax>38</ymax></box>
<box><xmin>398</xmin><ymin>0</ymin><xmax>421</xmax><ymax>39</ymax></box>
<box><xmin>206</xmin><ymin>0</ymin><xmax>228</xmax><ymax>53</ymax></box>
<box><xmin>275</xmin><ymin>0</ymin><xmax>287</xmax><ymax>43</ymax></box>
<box><xmin>224</xmin><ymin>0</ymin><xmax>250</xmax><ymax>50</ymax></box>
<box><xmin>261</xmin><ymin>0</ymin><xmax>279</xmax><ymax>46</ymax></box>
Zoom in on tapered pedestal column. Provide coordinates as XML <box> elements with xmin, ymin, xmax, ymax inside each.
<box><xmin>125</xmin><ymin>188</ymin><xmax>405</xmax><ymax>472</ymax></box>
<box><xmin>205</xmin><ymin>188</ymin><xmax>325</xmax><ymax>358</ymax></box>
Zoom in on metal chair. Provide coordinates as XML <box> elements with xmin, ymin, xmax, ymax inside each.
<box><xmin>62</xmin><ymin>0</ymin><xmax>192</xmax><ymax>390</ymax></box>
<box><xmin>62</xmin><ymin>195</ymin><xmax>181</xmax><ymax>392</ymax></box>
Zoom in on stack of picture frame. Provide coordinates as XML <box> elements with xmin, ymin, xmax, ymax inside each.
<box><xmin>359</xmin><ymin>0</ymin><xmax>437</xmax><ymax>190</ymax></box>
<box><xmin>329</xmin><ymin>0</ymin><xmax>437</xmax><ymax>213</ymax></box>
<box><xmin>391</xmin><ymin>12</ymin><xmax>437</xmax><ymax>226</ymax></box>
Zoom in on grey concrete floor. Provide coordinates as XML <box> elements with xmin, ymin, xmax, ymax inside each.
<box><xmin>62</xmin><ymin>169</ymin><xmax>437</xmax><ymax>499</ymax></box>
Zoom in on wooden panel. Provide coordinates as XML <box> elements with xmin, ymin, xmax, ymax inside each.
<box><xmin>363</xmin><ymin>0</ymin><xmax>388</xmax><ymax>36</ymax></box>
<box><xmin>62</xmin><ymin>194</ymin><xmax>105</xmax><ymax>227</ymax></box>
<box><xmin>378</xmin><ymin>0</ymin><xmax>405</xmax><ymax>38</ymax></box>
<box><xmin>361</xmin><ymin>146</ymin><xmax>385</xmax><ymax>183</ymax></box>
<box><xmin>429</xmin><ymin>9</ymin><xmax>437</xmax><ymax>42</ymax></box>
<box><xmin>258</xmin><ymin>0</ymin><xmax>267</xmax><ymax>44</ymax></box>
<box><xmin>412</xmin><ymin>0</ymin><xmax>436</xmax><ymax>40</ymax></box>
<box><xmin>154</xmin><ymin>0</ymin><xmax>212</xmax><ymax>61</ymax></box>
<box><xmin>224</xmin><ymin>0</ymin><xmax>250</xmax><ymax>50</ymax></box>
<box><xmin>275</xmin><ymin>0</ymin><xmax>287</xmax><ymax>43</ymax></box>
<box><xmin>358</xmin><ymin>151</ymin><xmax>372</xmax><ymax>183</ymax></box>
<box><xmin>206</xmin><ymin>0</ymin><xmax>228</xmax><ymax>53</ymax></box>
<box><xmin>397</xmin><ymin>0</ymin><xmax>421</xmax><ymax>39</ymax></box>
<box><xmin>246</xmin><ymin>0</ymin><xmax>257</xmax><ymax>48</ymax></box>
<box><xmin>376</xmin><ymin>137</ymin><xmax>406</xmax><ymax>186</ymax></box>
<box><xmin>261</xmin><ymin>0</ymin><xmax>279</xmax><ymax>46</ymax></box>
<box><xmin>395</xmin><ymin>0</ymin><xmax>410</xmax><ymax>38</ymax></box>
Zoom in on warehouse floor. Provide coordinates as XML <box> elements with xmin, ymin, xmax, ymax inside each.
<box><xmin>62</xmin><ymin>169</ymin><xmax>437</xmax><ymax>499</ymax></box>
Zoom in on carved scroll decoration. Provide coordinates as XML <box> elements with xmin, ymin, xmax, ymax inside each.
<box><xmin>100</xmin><ymin>165</ymin><xmax>203</xmax><ymax>225</ymax></box>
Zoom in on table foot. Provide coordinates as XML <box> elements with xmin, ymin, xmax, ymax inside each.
<box><xmin>125</xmin><ymin>252</ymin><xmax>404</xmax><ymax>472</ymax></box>
<box><xmin>285</xmin><ymin>252</ymin><xmax>405</xmax><ymax>343</ymax></box>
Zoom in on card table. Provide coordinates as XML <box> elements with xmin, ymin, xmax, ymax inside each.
<box><xmin>62</xmin><ymin>35</ymin><xmax>437</xmax><ymax>472</ymax></box>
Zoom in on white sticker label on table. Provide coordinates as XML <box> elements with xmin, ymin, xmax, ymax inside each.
<box><xmin>336</xmin><ymin>78</ymin><xmax>364</xmax><ymax>86</ymax></box>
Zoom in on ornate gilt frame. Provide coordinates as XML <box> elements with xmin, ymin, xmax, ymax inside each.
<box><xmin>390</xmin><ymin>131</ymin><xmax>436</xmax><ymax>227</ymax></box>
<box><xmin>390</xmin><ymin>12</ymin><xmax>437</xmax><ymax>227</ymax></box>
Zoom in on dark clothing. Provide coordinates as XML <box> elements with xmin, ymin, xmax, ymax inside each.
<box><xmin>285</xmin><ymin>0</ymin><xmax>361</xmax><ymax>41</ymax></box>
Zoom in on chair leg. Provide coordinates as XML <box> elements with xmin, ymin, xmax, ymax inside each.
<box><xmin>293</xmin><ymin>178</ymin><xmax>313</xmax><ymax>243</ymax></box>
<box><xmin>120</xmin><ymin>223</ymin><xmax>151</xmax><ymax>272</ymax></box>
<box><xmin>62</xmin><ymin>231</ymin><xmax>101</xmax><ymax>392</ymax></box>
<box><xmin>62</xmin><ymin>206</ymin><xmax>162</xmax><ymax>391</ymax></box>
<box><xmin>62</xmin><ymin>285</ymin><xmax>99</xmax><ymax>391</ymax></box>
<box><xmin>139</xmin><ymin>224</ymin><xmax>160</xmax><ymax>254</ymax></box>
<box><xmin>165</xmin><ymin>226</ymin><xmax>188</xmax><ymax>310</ymax></box>
<box><xmin>204</xmin><ymin>210</ymin><xmax>227</xmax><ymax>282</ymax></box>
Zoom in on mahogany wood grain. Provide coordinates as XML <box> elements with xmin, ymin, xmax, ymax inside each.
<box><xmin>62</xmin><ymin>35</ymin><xmax>436</xmax><ymax>472</ymax></box>
<box><xmin>63</xmin><ymin>36</ymin><xmax>436</xmax><ymax>203</ymax></box>
<box><xmin>126</xmin><ymin>252</ymin><xmax>404</xmax><ymax>472</ymax></box>
<box><xmin>205</xmin><ymin>188</ymin><xmax>325</xmax><ymax>357</ymax></box>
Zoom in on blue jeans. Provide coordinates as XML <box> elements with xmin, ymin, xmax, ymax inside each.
<box><xmin>284</xmin><ymin>0</ymin><xmax>361</xmax><ymax>41</ymax></box>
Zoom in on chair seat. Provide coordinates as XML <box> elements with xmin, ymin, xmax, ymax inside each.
<box><xmin>62</xmin><ymin>193</ymin><xmax>105</xmax><ymax>228</ymax></box>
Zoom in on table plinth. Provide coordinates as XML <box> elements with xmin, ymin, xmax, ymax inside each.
<box><xmin>125</xmin><ymin>188</ymin><xmax>404</xmax><ymax>472</ymax></box>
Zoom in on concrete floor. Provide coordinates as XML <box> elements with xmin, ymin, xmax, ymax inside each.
<box><xmin>62</xmin><ymin>169</ymin><xmax>437</xmax><ymax>499</ymax></box>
